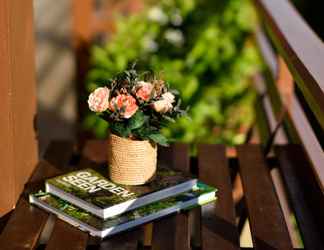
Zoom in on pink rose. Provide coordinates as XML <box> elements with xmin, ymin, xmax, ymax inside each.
<box><xmin>152</xmin><ymin>99</ymin><xmax>173</xmax><ymax>113</ymax></box>
<box><xmin>109</xmin><ymin>94</ymin><xmax>138</xmax><ymax>118</ymax></box>
<box><xmin>88</xmin><ymin>87</ymin><xmax>110</xmax><ymax>112</ymax></box>
<box><xmin>135</xmin><ymin>81</ymin><xmax>154</xmax><ymax>101</ymax></box>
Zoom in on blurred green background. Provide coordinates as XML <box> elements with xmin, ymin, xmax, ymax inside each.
<box><xmin>83</xmin><ymin>0</ymin><xmax>261</xmax><ymax>145</ymax></box>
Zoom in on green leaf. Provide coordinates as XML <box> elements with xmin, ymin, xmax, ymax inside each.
<box><xmin>162</xmin><ymin>115</ymin><xmax>176</xmax><ymax>123</ymax></box>
<box><xmin>128</xmin><ymin>111</ymin><xmax>145</xmax><ymax>130</ymax></box>
<box><xmin>148</xmin><ymin>133</ymin><xmax>169</xmax><ymax>147</ymax></box>
<box><xmin>110</xmin><ymin>122</ymin><xmax>130</xmax><ymax>138</ymax></box>
<box><xmin>132</xmin><ymin>125</ymin><xmax>153</xmax><ymax>139</ymax></box>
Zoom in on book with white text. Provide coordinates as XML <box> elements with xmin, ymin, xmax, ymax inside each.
<box><xmin>45</xmin><ymin>167</ymin><xmax>196</xmax><ymax>219</ymax></box>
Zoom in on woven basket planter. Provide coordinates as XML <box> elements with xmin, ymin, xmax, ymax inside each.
<box><xmin>107</xmin><ymin>133</ymin><xmax>157</xmax><ymax>185</ymax></box>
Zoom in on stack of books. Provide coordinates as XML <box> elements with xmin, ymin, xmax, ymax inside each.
<box><xmin>29</xmin><ymin>167</ymin><xmax>216</xmax><ymax>238</ymax></box>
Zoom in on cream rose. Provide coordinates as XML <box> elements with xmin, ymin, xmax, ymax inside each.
<box><xmin>109</xmin><ymin>94</ymin><xmax>138</xmax><ymax>118</ymax></box>
<box><xmin>152</xmin><ymin>99</ymin><xmax>173</xmax><ymax>113</ymax></box>
<box><xmin>88</xmin><ymin>87</ymin><xmax>110</xmax><ymax>112</ymax></box>
<box><xmin>152</xmin><ymin>91</ymin><xmax>175</xmax><ymax>113</ymax></box>
<box><xmin>162</xmin><ymin>92</ymin><xmax>175</xmax><ymax>103</ymax></box>
<box><xmin>135</xmin><ymin>81</ymin><xmax>154</xmax><ymax>101</ymax></box>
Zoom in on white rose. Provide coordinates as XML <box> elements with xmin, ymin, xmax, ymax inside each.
<box><xmin>152</xmin><ymin>99</ymin><xmax>173</xmax><ymax>113</ymax></box>
<box><xmin>162</xmin><ymin>92</ymin><xmax>175</xmax><ymax>103</ymax></box>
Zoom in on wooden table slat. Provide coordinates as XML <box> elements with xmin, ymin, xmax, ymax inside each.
<box><xmin>0</xmin><ymin>141</ymin><xmax>74</xmax><ymax>250</ymax></box>
<box><xmin>45</xmin><ymin>220</ymin><xmax>88</xmax><ymax>250</ymax></box>
<box><xmin>151</xmin><ymin>214</ymin><xmax>187</xmax><ymax>250</ymax></box>
<box><xmin>237</xmin><ymin>145</ymin><xmax>293</xmax><ymax>250</ymax></box>
<box><xmin>97</xmin><ymin>229</ymin><xmax>141</xmax><ymax>250</ymax></box>
<box><xmin>23</xmin><ymin>161</ymin><xmax>64</xmax><ymax>195</ymax></box>
<box><xmin>172</xmin><ymin>143</ymin><xmax>191</xmax><ymax>173</ymax></box>
<box><xmin>0</xmin><ymin>211</ymin><xmax>12</xmax><ymax>235</ymax></box>
<box><xmin>275</xmin><ymin>145</ymin><xmax>324</xmax><ymax>249</ymax></box>
<box><xmin>198</xmin><ymin>144</ymin><xmax>239</xmax><ymax>250</ymax></box>
<box><xmin>43</xmin><ymin>141</ymin><xmax>75</xmax><ymax>169</ymax></box>
<box><xmin>152</xmin><ymin>144</ymin><xmax>191</xmax><ymax>250</ymax></box>
<box><xmin>0</xmin><ymin>198</ymin><xmax>49</xmax><ymax>250</ymax></box>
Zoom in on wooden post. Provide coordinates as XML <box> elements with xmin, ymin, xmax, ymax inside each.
<box><xmin>0</xmin><ymin>0</ymin><xmax>38</xmax><ymax>216</ymax></box>
<box><xmin>71</xmin><ymin>0</ymin><xmax>94</xmax><ymax>142</ymax></box>
<box><xmin>72</xmin><ymin>0</ymin><xmax>93</xmax><ymax>47</ymax></box>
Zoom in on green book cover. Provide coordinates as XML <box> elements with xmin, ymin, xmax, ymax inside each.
<box><xmin>30</xmin><ymin>182</ymin><xmax>216</xmax><ymax>238</ymax></box>
<box><xmin>45</xmin><ymin>167</ymin><xmax>196</xmax><ymax>219</ymax></box>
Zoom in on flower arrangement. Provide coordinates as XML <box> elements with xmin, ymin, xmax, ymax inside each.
<box><xmin>88</xmin><ymin>68</ymin><xmax>187</xmax><ymax>146</ymax></box>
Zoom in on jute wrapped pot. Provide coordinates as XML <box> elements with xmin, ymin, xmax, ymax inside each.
<box><xmin>107</xmin><ymin>133</ymin><xmax>157</xmax><ymax>185</ymax></box>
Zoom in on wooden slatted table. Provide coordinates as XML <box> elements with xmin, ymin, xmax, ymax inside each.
<box><xmin>0</xmin><ymin>139</ymin><xmax>308</xmax><ymax>250</ymax></box>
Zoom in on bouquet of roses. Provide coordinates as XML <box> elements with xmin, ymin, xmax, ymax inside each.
<box><xmin>88</xmin><ymin>68</ymin><xmax>187</xmax><ymax>146</ymax></box>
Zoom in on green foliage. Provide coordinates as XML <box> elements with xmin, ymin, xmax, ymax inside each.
<box><xmin>84</xmin><ymin>0</ymin><xmax>261</xmax><ymax>145</ymax></box>
<box><xmin>128</xmin><ymin>111</ymin><xmax>146</xmax><ymax>130</ymax></box>
<box><xmin>147</xmin><ymin>133</ymin><xmax>169</xmax><ymax>147</ymax></box>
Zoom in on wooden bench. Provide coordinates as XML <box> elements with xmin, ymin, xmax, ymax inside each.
<box><xmin>0</xmin><ymin>0</ymin><xmax>323</xmax><ymax>249</ymax></box>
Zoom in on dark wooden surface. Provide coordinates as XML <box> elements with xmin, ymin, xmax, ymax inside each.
<box><xmin>1</xmin><ymin>140</ymin><xmax>324</xmax><ymax>249</ymax></box>
<box><xmin>97</xmin><ymin>229</ymin><xmax>141</xmax><ymax>250</ymax></box>
<box><xmin>0</xmin><ymin>142</ymin><xmax>74</xmax><ymax>249</ymax></box>
<box><xmin>198</xmin><ymin>144</ymin><xmax>239</xmax><ymax>250</ymax></box>
<box><xmin>237</xmin><ymin>145</ymin><xmax>293</xmax><ymax>250</ymax></box>
<box><xmin>275</xmin><ymin>145</ymin><xmax>324</xmax><ymax>249</ymax></box>
<box><xmin>0</xmin><ymin>212</ymin><xmax>11</xmax><ymax>235</ymax></box>
<box><xmin>152</xmin><ymin>214</ymin><xmax>185</xmax><ymax>250</ymax></box>
<box><xmin>0</xmin><ymin>199</ymin><xmax>49</xmax><ymax>250</ymax></box>
<box><xmin>45</xmin><ymin>220</ymin><xmax>89</xmax><ymax>250</ymax></box>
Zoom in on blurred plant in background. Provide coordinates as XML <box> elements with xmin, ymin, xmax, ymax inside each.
<box><xmin>84</xmin><ymin>0</ymin><xmax>261</xmax><ymax>145</ymax></box>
